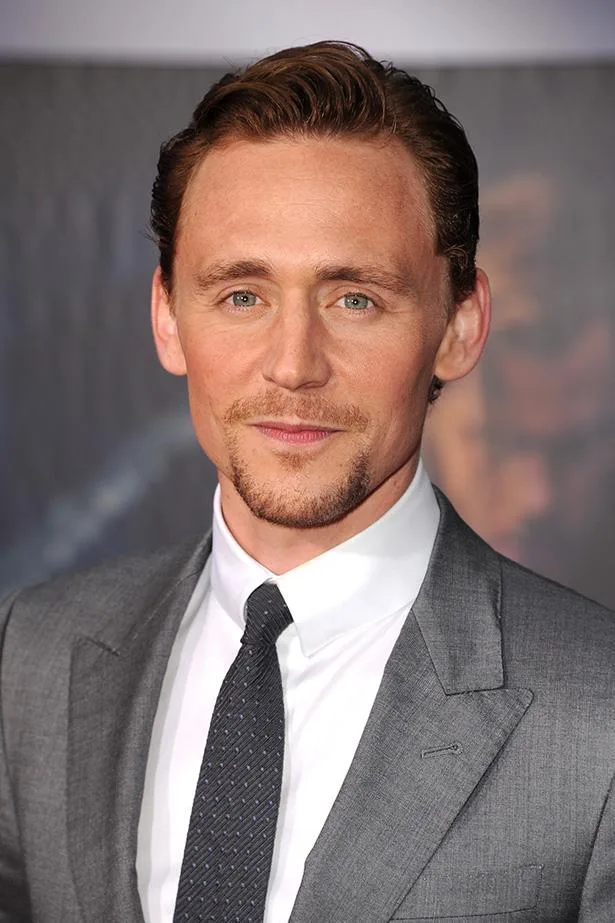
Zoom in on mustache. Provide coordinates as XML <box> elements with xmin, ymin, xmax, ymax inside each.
<box><xmin>223</xmin><ymin>393</ymin><xmax>369</xmax><ymax>431</ymax></box>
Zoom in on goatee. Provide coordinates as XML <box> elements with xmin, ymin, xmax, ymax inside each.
<box><xmin>229</xmin><ymin>451</ymin><xmax>371</xmax><ymax>529</ymax></box>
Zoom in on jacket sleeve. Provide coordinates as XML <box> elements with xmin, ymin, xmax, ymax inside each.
<box><xmin>579</xmin><ymin>770</ymin><xmax>615</xmax><ymax>921</ymax></box>
<box><xmin>0</xmin><ymin>590</ymin><xmax>33</xmax><ymax>922</ymax></box>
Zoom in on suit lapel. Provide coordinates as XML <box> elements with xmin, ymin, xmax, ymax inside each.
<box><xmin>290</xmin><ymin>492</ymin><xmax>533</xmax><ymax>923</ymax></box>
<box><xmin>66</xmin><ymin>537</ymin><xmax>211</xmax><ymax>923</ymax></box>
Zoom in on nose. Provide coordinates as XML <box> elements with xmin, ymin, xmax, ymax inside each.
<box><xmin>261</xmin><ymin>300</ymin><xmax>331</xmax><ymax>391</ymax></box>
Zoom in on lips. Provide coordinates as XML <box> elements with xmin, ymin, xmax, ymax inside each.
<box><xmin>251</xmin><ymin>420</ymin><xmax>340</xmax><ymax>444</ymax></box>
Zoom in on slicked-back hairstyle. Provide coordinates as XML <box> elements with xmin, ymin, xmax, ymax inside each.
<box><xmin>151</xmin><ymin>41</ymin><xmax>479</xmax><ymax>306</ymax></box>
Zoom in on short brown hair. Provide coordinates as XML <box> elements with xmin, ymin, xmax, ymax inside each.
<box><xmin>151</xmin><ymin>41</ymin><xmax>479</xmax><ymax>305</ymax></box>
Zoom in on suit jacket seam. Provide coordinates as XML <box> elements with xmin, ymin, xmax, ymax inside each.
<box><xmin>0</xmin><ymin>588</ymin><xmax>34</xmax><ymax>918</ymax></box>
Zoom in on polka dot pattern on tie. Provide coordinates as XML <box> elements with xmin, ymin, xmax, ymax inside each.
<box><xmin>173</xmin><ymin>582</ymin><xmax>292</xmax><ymax>923</ymax></box>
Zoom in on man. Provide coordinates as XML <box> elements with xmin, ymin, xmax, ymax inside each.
<box><xmin>1</xmin><ymin>41</ymin><xmax>614</xmax><ymax>923</ymax></box>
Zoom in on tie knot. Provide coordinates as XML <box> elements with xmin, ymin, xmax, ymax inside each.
<box><xmin>243</xmin><ymin>582</ymin><xmax>293</xmax><ymax>647</ymax></box>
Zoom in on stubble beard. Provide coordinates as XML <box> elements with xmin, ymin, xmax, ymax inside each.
<box><xmin>228</xmin><ymin>445</ymin><xmax>372</xmax><ymax>529</ymax></box>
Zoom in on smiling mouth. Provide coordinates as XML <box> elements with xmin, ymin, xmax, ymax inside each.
<box><xmin>250</xmin><ymin>421</ymin><xmax>342</xmax><ymax>445</ymax></box>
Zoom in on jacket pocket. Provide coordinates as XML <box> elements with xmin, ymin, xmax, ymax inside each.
<box><xmin>391</xmin><ymin>863</ymin><xmax>543</xmax><ymax>919</ymax></box>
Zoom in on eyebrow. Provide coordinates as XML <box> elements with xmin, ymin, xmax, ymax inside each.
<box><xmin>314</xmin><ymin>264</ymin><xmax>417</xmax><ymax>299</ymax></box>
<box><xmin>194</xmin><ymin>260</ymin><xmax>274</xmax><ymax>291</ymax></box>
<box><xmin>193</xmin><ymin>260</ymin><xmax>417</xmax><ymax>298</ymax></box>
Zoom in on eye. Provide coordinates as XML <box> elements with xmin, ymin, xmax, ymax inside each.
<box><xmin>228</xmin><ymin>290</ymin><xmax>259</xmax><ymax>307</ymax></box>
<box><xmin>339</xmin><ymin>292</ymin><xmax>374</xmax><ymax>311</ymax></box>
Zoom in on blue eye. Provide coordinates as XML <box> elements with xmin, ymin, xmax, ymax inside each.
<box><xmin>343</xmin><ymin>293</ymin><xmax>372</xmax><ymax>310</ymax></box>
<box><xmin>230</xmin><ymin>291</ymin><xmax>258</xmax><ymax>307</ymax></box>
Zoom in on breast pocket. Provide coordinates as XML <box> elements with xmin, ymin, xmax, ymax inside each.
<box><xmin>391</xmin><ymin>863</ymin><xmax>543</xmax><ymax>920</ymax></box>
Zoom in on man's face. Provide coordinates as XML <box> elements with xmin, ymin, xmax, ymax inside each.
<box><xmin>154</xmin><ymin>135</ymin><xmax>482</xmax><ymax>529</ymax></box>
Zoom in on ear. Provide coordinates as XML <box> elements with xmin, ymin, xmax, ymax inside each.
<box><xmin>433</xmin><ymin>268</ymin><xmax>491</xmax><ymax>384</ymax></box>
<box><xmin>151</xmin><ymin>266</ymin><xmax>187</xmax><ymax>376</ymax></box>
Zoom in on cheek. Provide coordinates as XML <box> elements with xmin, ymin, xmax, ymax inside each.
<box><xmin>361</xmin><ymin>341</ymin><xmax>436</xmax><ymax>413</ymax></box>
<box><xmin>181</xmin><ymin>348</ymin><xmax>233</xmax><ymax>440</ymax></box>
<box><xmin>359</xmin><ymin>350</ymin><xmax>438</xmax><ymax>460</ymax></box>
<box><xmin>183</xmin><ymin>366</ymin><xmax>234</xmax><ymax>472</ymax></box>
<box><xmin>182</xmin><ymin>335</ymin><xmax>246</xmax><ymax>407</ymax></box>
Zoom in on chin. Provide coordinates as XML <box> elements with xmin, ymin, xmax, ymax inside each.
<box><xmin>230</xmin><ymin>455</ymin><xmax>372</xmax><ymax>529</ymax></box>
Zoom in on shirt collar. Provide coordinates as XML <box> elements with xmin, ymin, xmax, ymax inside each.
<box><xmin>210</xmin><ymin>460</ymin><xmax>440</xmax><ymax>656</ymax></box>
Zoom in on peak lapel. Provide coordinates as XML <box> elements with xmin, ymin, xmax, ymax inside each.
<box><xmin>66</xmin><ymin>538</ymin><xmax>210</xmax><ymax>923</ymax></box>
<box><xmin>290</xmin><ymin>493</ymin><xmax>533</xmax><ymax>923</ymax></box>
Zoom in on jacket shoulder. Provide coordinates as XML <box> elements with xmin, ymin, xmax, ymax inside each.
<box><xmin>0</xmin><ymin>537</ymin><xmax>210</xmax><ymax>656</ymax></box>
<box><xmin>500</xmin><ymin>552</ymin><xmax>615</xmax><ymax>629</ymax></box>
<box><xmin>498</xmin><ymin>552</ymin><xmax>615</xmax><ymax>685</ymax></box>
<box><xmin>433</xmin><ymin>486</ymin><xmax>615</xmax><ymax>683</ymax></box>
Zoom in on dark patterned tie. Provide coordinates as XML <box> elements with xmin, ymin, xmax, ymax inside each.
<box><xmin>173</xmin><ymin>582</ymin><xmax>293</xmax><ymax>923</ymax></box>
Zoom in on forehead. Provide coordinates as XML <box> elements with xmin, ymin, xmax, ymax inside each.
<box><xmin>176</xmin><ymin>135</ymin><xmax>437</xmax><ymax>275</ymax></box>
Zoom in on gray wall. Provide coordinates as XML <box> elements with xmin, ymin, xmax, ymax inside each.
<box><xmin>3</xmin><ymin>0</ymin><xmax>615</xmax><ymax>63</ymax></box>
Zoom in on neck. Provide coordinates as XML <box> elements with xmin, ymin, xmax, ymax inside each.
<box><xmin>217</xmin><ymin>460</ymin><xmax>419</xmax><ymax>574</ymax></box>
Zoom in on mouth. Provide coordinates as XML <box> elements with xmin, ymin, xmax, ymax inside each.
<box><xmin>250</xmin><ymin>419</ymin><xmax>342</xmax><ymax>445</ymax></box>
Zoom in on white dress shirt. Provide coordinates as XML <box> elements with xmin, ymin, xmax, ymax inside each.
<box><xmin>137</xmin><ymin>461</ymin><xmax>440</xmax><ymax>923</ymax></box>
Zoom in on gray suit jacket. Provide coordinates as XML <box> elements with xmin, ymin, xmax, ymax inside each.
<box><xmin>1</xmin><ymin>492</ymin><xmax>615</xmax><ymax>922</ymax></box>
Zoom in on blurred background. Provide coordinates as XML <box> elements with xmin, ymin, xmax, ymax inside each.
<box><xmin>1</xmin><ymin>0</ymin><xmax>615</xmax><ymax>606</ymax></box>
